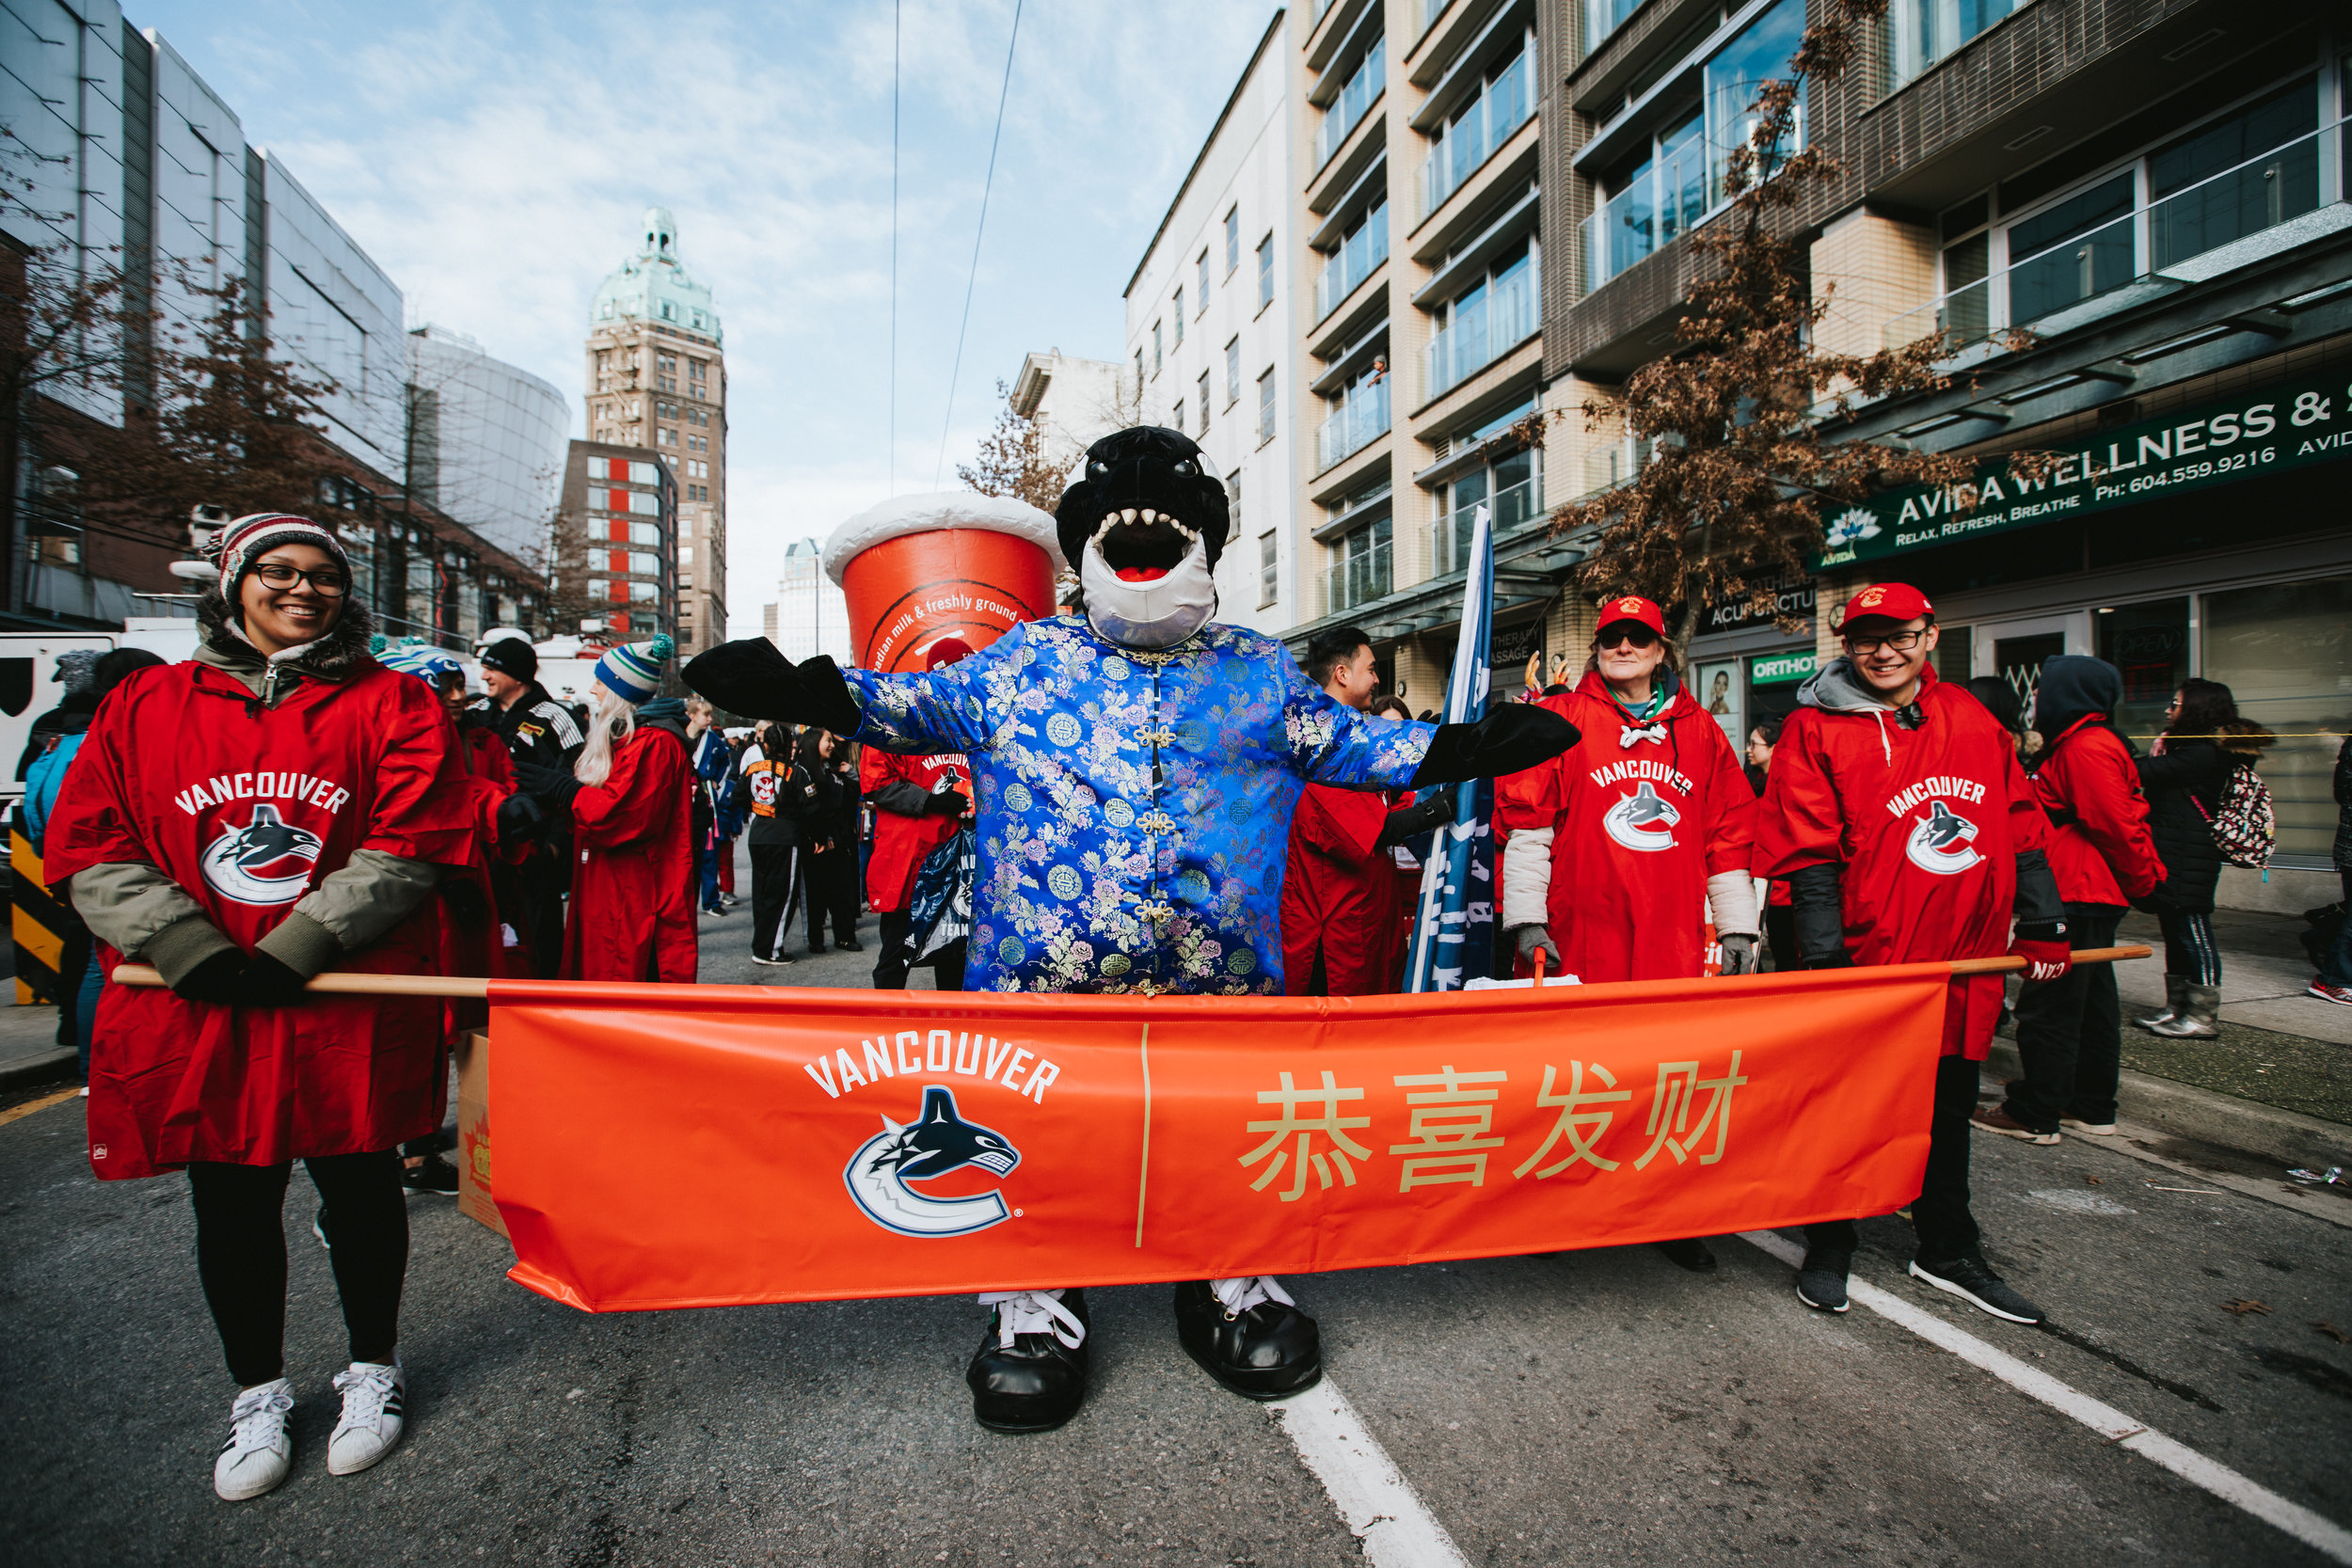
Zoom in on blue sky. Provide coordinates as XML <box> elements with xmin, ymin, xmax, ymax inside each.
<box><xmin>132</xmin><ymin>0</ymin><xmax>1279</xmax><ymax>635</ymax></box>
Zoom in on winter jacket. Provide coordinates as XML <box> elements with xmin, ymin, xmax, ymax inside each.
<box><xmin>1280</xmin><ymin>784</ymin><xmax>1411</xmax><ymax>996</ymax></box>
<box><xmin>2025</xmin><ymin>657</ymin><xmax>2165</xmax><ymax>909</ymax></box>
<box><xmin>562</xmin><ymin>717</ymin><xmax>696</xmax><ymax>983</ymax></box>
<box><xmin>859</xmin><ymin>745</ymin><xmax>964</xmax><ymax>913</ymax></box>
<box><xmin>1755</xmin><ymin>658</ymin><xmax>2055</xmax><ymax>1059</ymax></box>
<box><xmin>739</xmin><ymin>753</ymin><xmax>819</xmax><ymax>847</ymax></box>
<box><xmin>23</xmin><ymin>725</ymin><xmax>87</xmax><ymax>857</ymax></box>
<box><xmin>1495</xmin><ymin>672</ymin><xmax>1755</xmax><ymax>984</ymax></box>
<box><xmin>2136</xmin><ymin>740</ymin><xmax>2233</xmax><ymax>912</ymax></box>
<box><xmin>47</xmin><ymin>595</ymin><xmax>478</xmax><ymax>1177</ymax></box>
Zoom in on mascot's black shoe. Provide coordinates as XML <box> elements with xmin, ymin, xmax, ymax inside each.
<box><xmin>1174</xmin><ymin>1277</ymin><xmax>1322</xmax><ymax>1400</ymax></box>
<box><xmin>967</xmin><ymin>1288</ymin><xmax>1090</xmax><ymax>1433</ymax></box>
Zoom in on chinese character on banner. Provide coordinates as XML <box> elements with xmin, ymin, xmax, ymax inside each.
<box><xmin>1388</xmin><ymin>1066</ymin><xmax>1509</xmax><ymax>1191</ymax></box>
<box><xmin>1513</xmin><ymin>1062</ymin><xmax>1632</xmax><ymax>1179</ymax></box>
<box><xmin>1242</xmin><ymin>1071</ymin><xmax>1374</xmax><ymax>1202</ymax></box>
<box><xmin>1633</xmin><ymin>1053</ymin><xmax>1748</xmax><ymax>1170</ymax></box>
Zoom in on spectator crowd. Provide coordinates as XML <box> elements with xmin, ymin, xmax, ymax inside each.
<box><xmin>15</xmin><ymin>510</ymin><xmax>2345</xmax><ymax>1501</ymax></box>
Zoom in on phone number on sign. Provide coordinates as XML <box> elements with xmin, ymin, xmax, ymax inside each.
<box><xmin>2113</xmin><ymin>449</ymin><xmax>2280</xmax><ymax>495</ymax></box>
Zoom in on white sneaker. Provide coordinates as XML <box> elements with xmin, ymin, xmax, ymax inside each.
<box><xmin>214</xmin><ymin>1378</ymin><xmax>294</xmax><ymax>1501</ymax></box>
<box><xmin>326</xmin><ymin>1358</ymin><xmax>405</xmax><ymax>1475</ymax></box>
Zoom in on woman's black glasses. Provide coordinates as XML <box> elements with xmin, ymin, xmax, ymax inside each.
<box><xmin>251</xmin><ymin>562</ymin><xmax>350</xmax><ymax>596</ymax></box>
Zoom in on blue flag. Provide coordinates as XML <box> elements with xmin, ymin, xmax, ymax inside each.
<box><xmin>1404</xmin><ymin>504</ymin><xmax>1495</xmax><ymax>992</ymax></box>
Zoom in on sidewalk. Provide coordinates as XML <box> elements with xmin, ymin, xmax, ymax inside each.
<box><xmin>0</xmin><ymin>1003</ymin><xmax>72</xmax><ymax>1095</ymax></box>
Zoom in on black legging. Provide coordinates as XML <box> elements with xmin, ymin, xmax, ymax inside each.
<box><xmin>2158</xmin><ymin>909</ymin><xmax>2220</xmax><ymax>986</ymax></box>
<box><xmin>187</xmin><ymin>1151</ymin><xmax>407</xmax><ymax>1386</ymax></box>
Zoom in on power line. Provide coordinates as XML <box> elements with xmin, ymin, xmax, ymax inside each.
<box><xmin>888</xmin><ymin>0</ymin><xmax>901</xmax><ymax>497</ymax></box>
<box><xmin>933</xmin><ymin>0</ymin><xmax>1025</xmax><ymax>488</ymax></box>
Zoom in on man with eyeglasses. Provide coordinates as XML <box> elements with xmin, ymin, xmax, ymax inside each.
<box><xmin>1755</xmin><ymin>582</ymin><xmax>2070</xmax><ymax>1325</ymax></box>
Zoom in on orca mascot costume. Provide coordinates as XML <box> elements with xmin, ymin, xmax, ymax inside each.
<box><xmin>688</xmin><ymin>426</ymin><xmax>1576</xmax><ymax>1431</ymax></box>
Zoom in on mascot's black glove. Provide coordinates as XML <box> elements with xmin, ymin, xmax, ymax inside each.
<box><xmin>1409</xmin><ymin>705</ymin><xmax>1579</xmax><ymax>789</ymax></box>
<box><xmin>684</xmin><ymin>639</ymin><xmax>863</xmax><ymax>736</ymax></box>
<box><xmin>240</xmin><ymin>953</ymin><xmax>313</xmax><ymax>1008</ymax></box>
<box><xmin>923</xmin><ymin>788</ymin><xmax>970</xmax><ymax>817</ymax></box>
<box><xmin>170</xmin><ymin>948</ymin><xmax>249</xmax><ymax>1006</ymax></box>
<box><xmin>514</xmin><ymin>760</ymin><xmax>582</xmax><ymax>814</ymax></box>
<box><xmin>1375</xmin><ymin>791</ymin><xmax>1457</xmax><ymax>848</ymax></box>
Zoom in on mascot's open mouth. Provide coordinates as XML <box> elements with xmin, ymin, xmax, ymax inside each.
<box><xmin>1093</xmin><ymin>508</ymin><xmax>1198</xmax><ymax>582</ymax></box>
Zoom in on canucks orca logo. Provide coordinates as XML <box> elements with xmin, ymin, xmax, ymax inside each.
<box><xmin>1601</xmin><ymin>781</ymin><xmax>1681</xmax><ymax>852</ymax></box>
<box><xmin>844</xmin><ymin>1085</ymin><xmax>1023</xmax><ymax>1238</ymax></box>
<box><xmin>199</xmin><ymin>803</ymin><xmax>324</xmax><ymax>906</ymax></box>
<box><xmin>1905</xmin><ymin>799</ymin><xmax>1982</xmax><ymax>874</ymax></box>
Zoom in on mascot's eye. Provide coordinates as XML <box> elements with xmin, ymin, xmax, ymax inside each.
<box><xmin>1172</xmin><ymin>459</ymin><xmax>1196</xmax><ymax>476</ymax></box>
<box><xmin>1089</xmin><ymin>460</ymin><xmax>1110</xmax><ymax>476</ymax></box>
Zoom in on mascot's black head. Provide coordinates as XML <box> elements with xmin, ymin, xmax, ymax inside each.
<box><xmin>1055</xmin><ymin>426</ymin><xmax>1231</xmax><ymax>578</ymax></box>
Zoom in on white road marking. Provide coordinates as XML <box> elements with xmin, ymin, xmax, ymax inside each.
<box><xmin>1269</xmin><ymin>1379</ymin><xmax>1470</xmax><ymax>1568</ymax></box>
<box><xmin>1740</xmin><ymin>1229</ymin><xmax>2352</xmax><ymax>1564</ymax></box>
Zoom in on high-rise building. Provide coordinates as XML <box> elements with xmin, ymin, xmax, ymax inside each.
<box><xmin>1283</xmin><ymin>0</ymin><xmax>1549</xmax><ymax>703</ymax></box>
<box><xmin>1008</xmin><ymin>351</ymin><xmax>1128</xmax><ymax>476</ymax></box>
<box><xmin>405</xmin><ymin>325</ymin><xmax>569</xmax><ymax>565</ymax></box>
<box><xmin>584</xmin><ymin>207</ymin><xmax>727</xmax><ymax>656</ymax></box>
<box><xmin>1122</xmin><ymin>13</ymin><xmax>1300</xmax><ymax>637</ymax></box>
<box><xmin>770</xmin><ymin>538</ymin><xmax>850</xmax><ymax>664</ymax></box>
<box><xmin>551</xmin><ymin>442</ymin><xmax>676</xmax><ymax>644</ymax></box>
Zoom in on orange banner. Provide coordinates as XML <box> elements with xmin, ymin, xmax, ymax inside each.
<box><xmin>485</xmin><ymin>967</ymin><xmax>1958</xmax><ymax>1312</ymax></box>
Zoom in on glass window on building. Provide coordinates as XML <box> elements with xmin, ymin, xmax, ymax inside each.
<box><xmin>1225</xmin><ymin>208</ymin><xmax>1240</xmax><ymax>275</ymax></box>
<box><xmin>1704</xmin><ymin>0</ymin><xmax>1807</xmax><ymax>192</ymax></box>
<box><xmin>2093</xmin><ymin>598</ymin><xmax>2190</xmax><ymax>746</ymax></box>
<box><xmin>1888</xmin><ymin>0</ymin><xmax>2026</xmax><ymax>87</ymax></box>
<box><xmin>1332</xmin><ymin>515</ymin><xmax>1392</xmax><ymax>614</ymax></box>
<box><xmin>1197</xmin><ymin>371</ymin><xmax>1211</xmax><ymax>435</ymax></box>
<box><xmin>2201</xmin><ymin>575</ymin><xmax>2352</xmax><ymax>865</ymax></box>
<box><xmin>1257</xmin><ymin>234</ymin><xmax>1275</xmax><ymax>309</ymax></box>
<box><xmin>1172</xmin><ymin>290</ymin><xmax>1184</xmax><ymax>345</ymax></box>
<box><xmin>1258</xmin><ymin>369</ymin><xmax>1277</xmax><ymax>444</ymax></box>
<box><xmin>1426</xmin><ymin>239</ymin><xmax>1538</xmax><ymax>397</ymax></box>
<box><xmin>1197</xmin><ymin>250</ymin><xmax>1210</xmax><ymax>305</ymax></box>
<box><xmin>1225</xmin><ymin>338</ymin><xmax>1241</xmax><ymax>404</ymax></box>
<box><xmin>1152</xmin><ymin>322</ymin><xmax>1163</xmax><ymax>376</ymax></box>
<box><xmin>1434</xmin><ymin>440</ymin><xmax>1540</xmax><ymax>576</ymax></box>
<box><xmin>1259</xmin><ymin>531</ymin><xmax>1279</xmax><ymax>609</ymax></box>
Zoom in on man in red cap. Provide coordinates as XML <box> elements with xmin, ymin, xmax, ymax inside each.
<box><xmin>1756</xmin><ymin>581</ymin><xmax>2070</xmax><ymax>1324</ymax></box>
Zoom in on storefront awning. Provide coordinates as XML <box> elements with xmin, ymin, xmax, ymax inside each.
<box><xmin>1814</xmin><ymin>368</ymin><xmax>2352</xmax><ymax>570</ymax></box>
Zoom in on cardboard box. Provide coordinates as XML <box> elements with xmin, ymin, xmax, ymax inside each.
<box><xmin>453</xmin><ymin>1030</ymin><xmax>508</xmax><ymax>1241</ymax></box>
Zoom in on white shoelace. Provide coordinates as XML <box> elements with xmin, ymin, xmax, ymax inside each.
<box><xmin>1619</xmin><ymin>722</ymin><xmax>1667</xmax><ymax>748</ymax></box>
<box><xmin>1208</xmin><ymin>1275</ymin><xmax>1295</xmax><ymax>1317</ymax></box>
<box><xmin>977</xmin><ymin>1289</ymin><xmax>1087</xmax><ymax>1349</ymax></box>
<box><xmin>332</xmin><ymin>1361</ymin><xmax>400</xmax><ymax>1433</ymax></box>
<box><xmin>226</xmin><ymin>1380</ymin><xmax>293</xmax><ymax>1452</ymax></box>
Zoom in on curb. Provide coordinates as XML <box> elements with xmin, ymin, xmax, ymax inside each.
<box><xmin>0</xmin><ymin>1048</ymin><xmax>77</xmax><ymax>1098</ymax></box>
<box><xmin>1985</xmin><ymin>1037</ymin><xmax>2352</xmax><ymax>1170</ymax></box>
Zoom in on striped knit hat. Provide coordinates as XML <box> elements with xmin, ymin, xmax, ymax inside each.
<box><xmin>595</xmin><ymin>634</ymin><xmax>673</xmax><ymax>705</ymax></box>
<box><xmin>205</xmin><ymin>512</ymin><xmax>352</xmax><ymax>599</ymax></box>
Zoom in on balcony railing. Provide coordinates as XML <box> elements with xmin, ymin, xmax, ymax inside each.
<box><xmin>1324</xmin><ymin>540</ymin><xmax>1393</xmax><ymax>615</ymax></box>
<box><xmin>1429</xmin><ymin>474</ymin><xmax>1543</xmax><ymax>577</ymax></box>
<box><xmin>1419</xmin><ymin>51</ymin><xmax>1533</xmax><ymax>219</ymax></box>
<box><xmin>1581</xmin><ymin>134</ymin><xmax>1712</xmax><ymax>293</ymax></box>
<box><xmin>1316</xmin><ymin>381</ymin><xmax>1392</xmax><ymax>470</ymax></box>
<box><xmin>1424</xmin><ymin>256</ymin><xmax>1540</xmax><ymax>399</ymax></box>
<box><xmin>1315</xmin><ymin>36</ymin><xmax>1387</xmax><ymax>170</ymax></box>
<box><xmin>1315</xmin><ymin>202</ymin><xmax>1391</xmax><ymax>321</ymax></box>
<box><xmin>1883</xmin><ymin>120</ymin><xmax>2344</xmax><ymax>354</ymax></box>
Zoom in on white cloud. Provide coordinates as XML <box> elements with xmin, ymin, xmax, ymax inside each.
<box><xmin>132</xmin><ymin>0</ymin><xmax>1279</xmax><ymax>635</ymax></box>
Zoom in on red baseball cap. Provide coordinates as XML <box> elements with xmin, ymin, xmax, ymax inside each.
<box><xmin>1595</xmin><ymin>594</ymin><xmax>1666</xmax><ymax>637</ymax></box>
<box><xmin>1836</xmin><ymin>582</ymin><xmax>1934</xmax><ymax>627</ymax></box>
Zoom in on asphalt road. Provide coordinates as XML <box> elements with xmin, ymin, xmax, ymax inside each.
<box><xmin>4</xmin><ymin>879</ymin><xmax>2349</xmax><ymax>1566</ymax></box>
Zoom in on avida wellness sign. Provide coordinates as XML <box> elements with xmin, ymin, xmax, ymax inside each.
<box><xmin>1814</xmin><ymin>370</ymin><xmax>2352</xmax><ymax>568</ymax></box>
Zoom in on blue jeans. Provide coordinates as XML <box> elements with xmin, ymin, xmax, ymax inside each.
<box><xmin>2322</xmin><ymin>871</ymin><xmax>2352</xmax><ymax>988</ymax></box>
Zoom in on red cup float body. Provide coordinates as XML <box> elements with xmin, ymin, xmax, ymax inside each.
<box><xmin>823</xmin><ymin>493</ymin><xmax>1066</xmax><ymax>673</ymax></box>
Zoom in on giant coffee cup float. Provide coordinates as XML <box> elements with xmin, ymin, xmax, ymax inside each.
<box><xmin>822</xmin><ymin>492</ymin><xmax>1065</xmax><ymax>673</ymax></box>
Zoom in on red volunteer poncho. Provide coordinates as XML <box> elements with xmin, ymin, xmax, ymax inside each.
<box><xmin>563</xmin><ymin>724</ymin><xmax>697</xmax><ymax>983</ymax></box>
<box><xmin>2033</xmin><ymin>714</ymin><xmax>2166</xmax><ymax>907</ymax></box>
<box><xmin>45</xmin><ymin>660</ymin><xmax>477</xmax><ymax>1178</ymax></box>
<box><xmin>1754</xmin><ymin>667</ymin><xmax>2051</xmax><ymax>1058</ymax></box>
<box><xmin>860</xmin><ymin>745</ymin><xmax>964</xmax><ymax>913</ymax></box>
<box><xmin>1495</xmin><ymin>673</ymin><xmax>1754</xmax><ymax>983</ymax></box>
<box><xmin>1279</xmin><ymin>784</ymin><xmax>1414</xmax><ymax>996</ymax></box>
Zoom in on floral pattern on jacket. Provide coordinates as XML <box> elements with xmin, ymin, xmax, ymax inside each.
<box><xmin>845</xmin><ymin>615</ymin><xmax>1433</xmax><ymax>994</ymax></box>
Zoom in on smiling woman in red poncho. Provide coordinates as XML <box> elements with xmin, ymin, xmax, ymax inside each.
<box><xmin>44</xmin><ymin>512</ymin><xmax>479</xmax><ymax>1503</ymax></box>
